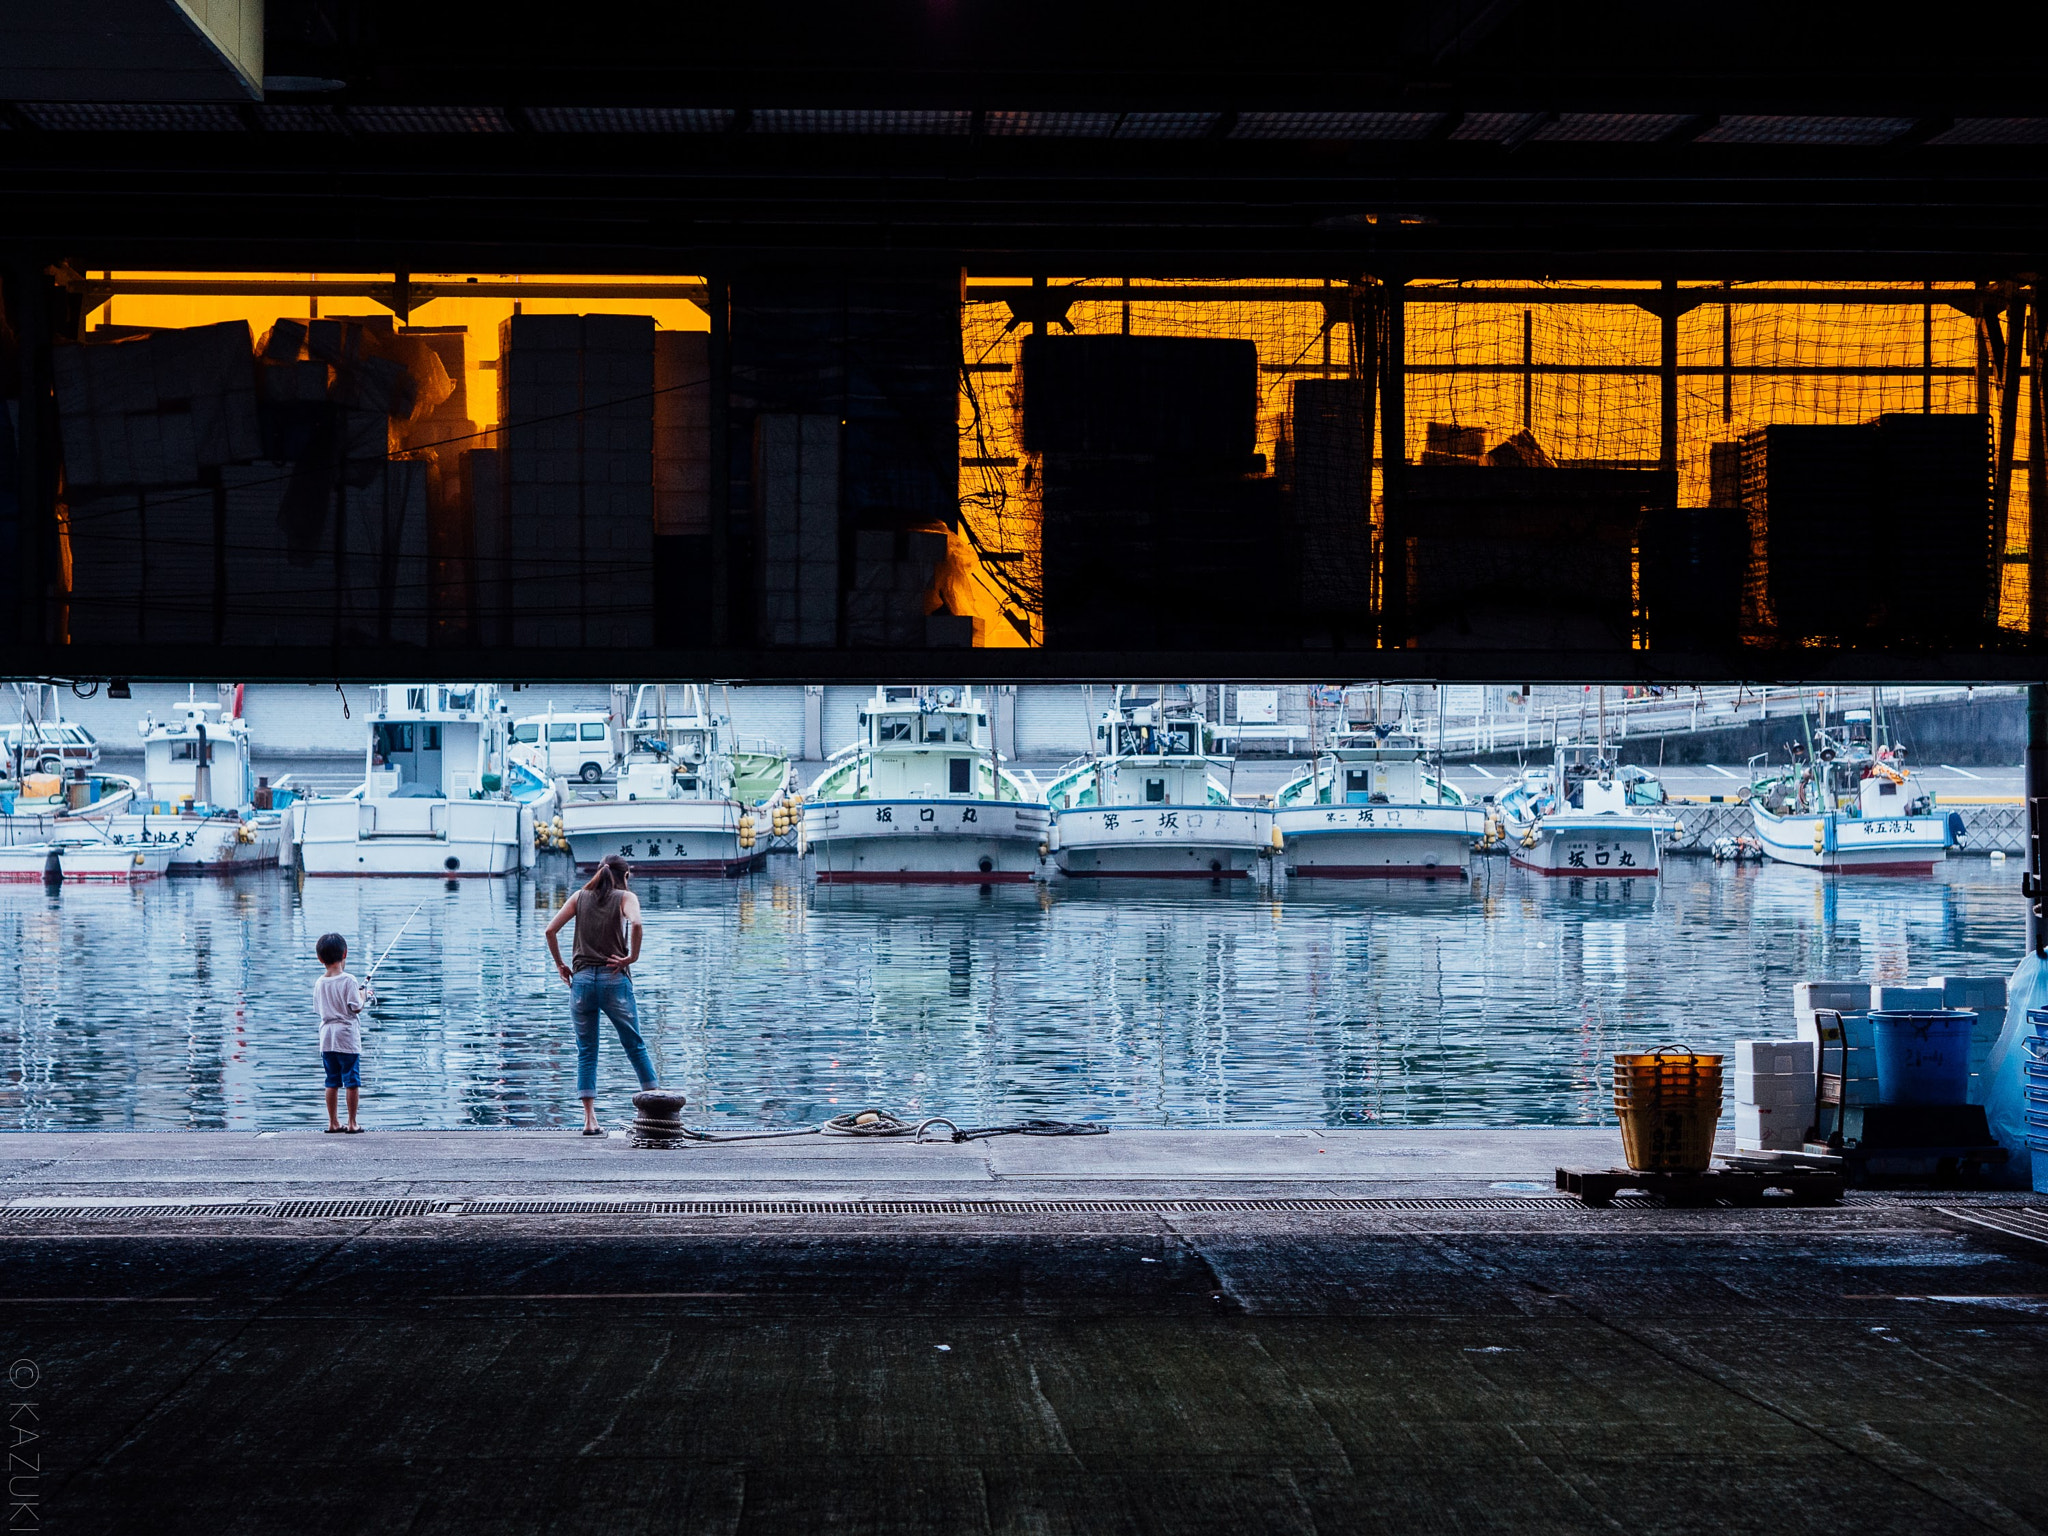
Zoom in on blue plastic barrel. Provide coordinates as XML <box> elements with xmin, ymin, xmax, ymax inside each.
<box><xmin>1870</xmin><ymin>1009</ymin><xmax>1974</xmax><ymax>1106</ymax></box>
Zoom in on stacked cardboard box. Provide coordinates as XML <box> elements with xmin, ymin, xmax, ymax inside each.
<box><xmin>845</xmin><ymin>527</ymin><xmax>946</xmax><ymax>647</ymax></box>
<box><xmin>499</xmin><ymin>314</ymin><xmax>656</xmax><ymax>649</ymax></box>
<box><xmin>754</xmin><ymin>414</ymin><xmax>840</xmax><ymax>647</ymax></box>
<box><xmin>55</xmin><ymin>322</ymin><xmax>259</xmax><ymax>490</ymax></box>
<box><xmin>1733</xmin><ymin>1039</ymin><xmax>1816</xmax><ymax>1150</ymax></box>
<box><xmin>465</xmin><ymin>447</ymin><xmax>509</xmax><ymax>648</ymax></box>
<box><xmin>65</xmin><ymin>483</ymin><xmax>218</xmax><ymax>645</ymax></box>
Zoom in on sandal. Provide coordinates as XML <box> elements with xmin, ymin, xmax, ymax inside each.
<box><xmin>325</xmin><ymin>1126</ymin><xmax>345</xmax><ymax>1134</ymax></box>
<box><xmin>343</xmin><ymin>1126</ymin><xmax>364</xmax><ymax>1134</ymax></box>
<box><xmin>581</xmin><ymin>1127</ymin><xmax>606</xmax><ymax>1137</ymax></box>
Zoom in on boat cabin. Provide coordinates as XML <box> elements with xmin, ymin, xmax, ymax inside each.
<box><xmin>852</xmin><ymin>687</ymin><xmax>994</xmax><ymax>798</ymax></box>
<box><xmin>367</xmin><ymin>685</ymin><xmax>501</xmax><ymax>802</ymax></box>
<box><xmin>1314</xmin><ymin>733</ymin><xmax>1437</xmax><ymax>806</ymax></box>
<box><xmin>138</xmin><ymin>701</ymin><xmax>252</xmax><ymax>810</ymax></box>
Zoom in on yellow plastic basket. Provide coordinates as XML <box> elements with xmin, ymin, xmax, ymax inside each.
<box><xmin>1612</xmin><ymin>1045</ymin><xmax>1724</xmax><ymax>1172</ymax></box>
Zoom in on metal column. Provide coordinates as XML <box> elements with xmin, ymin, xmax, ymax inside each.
<box><xmin>707</xmin><ymin>271</ymin><xmax>731</xmax><ymax>648</ymax></box>
<box><xmin>2030</xmin><ymin>684</ymin><xmax>2048</xmax><ymax>957</ymax></box>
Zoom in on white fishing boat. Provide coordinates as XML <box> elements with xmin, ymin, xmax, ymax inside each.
<box><xmin>803</xmin><ymin>685</ymin><xmax>1048</xmax><ymax>883</ymax></box>
<box><xmin>1748</xmin><ymin>707</ymin><xmax>1951</xmax><ymax>875</ymax></box>
<box><xmin>560</xmin><ymin>685</ymin><xmax>790</xmax><ymax>875</ymax></box>
<box><xmin>1495</xmin><ymin>743</ymin><xmax>1676</xmax><ymax>877</ymax></box>
<box><xmin>92</xmin><ymin>697</ymin><xmax>284</xmax><ymax>872</ymax></box>
<box><xmin>1</xmin><ymin>683</ymin><xmax>139</xmax><ymax>846</ymax></box>
<box><xmin>1043</xmin><ymin>687</ymin><xmax>1269</xmax><ymax>878</ymax></box>
<box><xmin>295</xmin><ymin>683</ymin><xmax>560</xmax><ymax>877</ymax></box>
<box><xmin>0</xmin><ymin>837</ymin><xmax>176</xmax><ymax>884</ymax></box>
<box><xmin>1275</xmin><ymin>727</ymin><xmax>1483</xmax><ymax>878</ymax></box>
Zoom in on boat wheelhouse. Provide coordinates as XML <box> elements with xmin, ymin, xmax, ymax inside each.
<box><xmin>1748</xmin><ymin>707</ymin><xmax>1950</xmax><ymax>874</ymax></box>
<box><xmin>803</xmin><ymin>686</ymin><xmax>1047</xmax><ymax>883</ymax></box>
<box><xmin>100</xmin><ymin>697</ymin><xmax>282</xmax><ymax>872</ymax></box>
<box><xmin>560</xmin><ymin>685</ymin><xmax>789</xmax><ymax>875</ymax></box>
<box><xmin>1044</xmin><ymin>687</ymin><xmax>1269</xmax><ymax>878</ymax></box>
<box><xmin>295</xmin><ymin>683</ymin><xmax>559</xmax><ymax>877</ymax></box>
<box><xmin>1495</xmin><ymin>743</ymin><xmax>1676</xmax><ymax>877</ymax></box>
<box><xmin>1275</xmin><ymin>728</ymin><xmax>1483</xmax><ymax>878</ymax></box>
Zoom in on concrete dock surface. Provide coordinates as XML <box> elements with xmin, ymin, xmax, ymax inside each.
<box><xmin>5</xmin><ymin>1130</ymin><xmax>2045</xmax><ymax>1535</ymax></box>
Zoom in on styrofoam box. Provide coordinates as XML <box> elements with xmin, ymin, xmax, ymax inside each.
<box><xmin>1812</xmin><ymin>1012</ymin><xmax>1877</xmax><ymax>1050</ymax></box>
<box><xmin>1736</xmin><ymin>1103</ymin><xmax>1808</xmax><ymax>1150</ymax></box>
<box><xmin>1927</xmin><ymin>975</ymin><xmax>2008</xmax><ymax>1010</ymax></box>
<box><xmin>1735</xmin><ymin>1039</ymin><xmax>1814</xmax><ymax>1076</ymax></box>
<box><xmin>1870</xmin><ymin>984</ymin><xmax>1945</xmax><ymax>1011</ymax></box>
<box><xmin>1735</xmin><ymin>1069</ymin><xmax>1813</xmax><ymax>1107</ymax></box>
<box><xmin>1794</xmin><ymin>981</ymin><xmax>1869</xmax><ymax>1015</ymax></box>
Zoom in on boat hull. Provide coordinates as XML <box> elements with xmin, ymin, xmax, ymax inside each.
<box><xmin>1054</xmin><ymin>805</ymin><xmax>1268</xmax><ymax>878</ymax></box>
<box><xmin>298</xmin><ymin>797</ymin><xmax>532</xmax><ymax>877</ymax></box>
<box><xmin>807</xmin><ymin>797</ymin><xmax>1049</xmax><ymax>883</ymax></box>
<box><xmin>1278</xmin><ymin>804</ymin><xmax>1482</xmax><ymax>878</ymax></box>
<box><xmin>561</xmin><ymin>798</ymin><xmax>762</xmax><ymax>875</ymax></box>
<box><xmin>102</xmin><ymin>814</ymin><xmax>282</xmax><ymax>873</ymax></box>
<box><xmin>0</xmin><ymin>844</ymin><xmax>174</xmax><ymax>883</ymax></box>
<box><xmin>1507</xmin><ymin>817</ymin><xmax>1664</xmax><ymax>877</ymax></box>
<box><xmin>1750</xmin><ymin>805</ymin><xmax>1948</xmax><ymax>874</ymax></box>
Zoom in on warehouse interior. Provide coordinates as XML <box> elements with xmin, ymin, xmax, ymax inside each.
<box><xmin>2</xmin><ymin>1</ymin><xmax>2046</xmax><ymax>682</ymax></box>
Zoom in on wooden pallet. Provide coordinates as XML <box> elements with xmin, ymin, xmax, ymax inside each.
<box><xmin>1555</xmin><ymin>1165</ymin><xmax>1846</xmax><ymax>1208</ymax></box>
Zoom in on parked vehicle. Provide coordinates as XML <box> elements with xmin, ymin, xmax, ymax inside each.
<box><xmin>510</xmin><ymin>711</ymin><xmax>616</xmax><ymax>783</ymax></box>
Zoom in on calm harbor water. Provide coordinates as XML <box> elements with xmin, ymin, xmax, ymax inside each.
<box><xmin>0</xmin><ymin>857</ymin><xmax>2024</xmax><ymax>1132</ymax></box>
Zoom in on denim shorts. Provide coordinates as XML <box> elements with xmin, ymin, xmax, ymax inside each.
<box><xmin>322</xmin><ymin>1051</ymin><xmax>362</xmax><ymax>1089</ymax></box>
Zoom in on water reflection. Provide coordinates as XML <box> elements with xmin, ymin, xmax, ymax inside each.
<box><xmin>0</xmin><ymin>857</ymin><xmax>2019</xmax><ymax>1132</ymax></box>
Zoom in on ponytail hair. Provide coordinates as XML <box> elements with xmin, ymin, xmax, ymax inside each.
<box><xmin>589</xmin><ymin>853</ymin><xmax>630</xmax><ymax>898</ymax></box>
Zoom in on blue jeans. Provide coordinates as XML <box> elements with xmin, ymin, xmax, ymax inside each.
<box><xmin>571</xmin><ymin>968</ymin><xmax>658</xmax><ymax>1099</ymax></box>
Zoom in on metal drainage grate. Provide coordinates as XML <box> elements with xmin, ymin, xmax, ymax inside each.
<box><xmin>2</xmin><ymin>1203</ymin><xmax>276</xmax><ymax>1221</ymax></box>
<box><xmin>270</xmin><ymin>1198</ymin><xmax>455</xmax><ymax>1219</ymax></box>
<box><xmin>458</xmin><ymin>1195</ymin><xmax>1584</xmax><ymax>1217</ymax></box>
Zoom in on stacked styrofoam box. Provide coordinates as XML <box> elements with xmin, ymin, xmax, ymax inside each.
<box><xmin>340</xmin><ymin>461</ymin><xmax>430</xmax><ymax>648</ymax></box>
<box><xmin>580</xmin><ymin>315</ymin><xmax>656</xmax><ymax>650</ymax></box>
<box><xmin>65</xmin><ymin>492</ymin><xmax>146</xmax><ymax>644</ymax></box>
<box><xmin>653</xmin><ymin>331</ymin><xmax>710</xmax><ymax>537</ymax></box>
<box><xmin>845</xmin><ymin>527</ymin><xmax>946</xmax><ymax>647</ymax></box>
<box><xmin>1925</xmin><ymin>975</ymin><xmax>2009</xmax><ymax>1104</ymax></box>
<box><xmin>755</xmin><ymin>414</ymin><xmax>840</xmax><ymax>647</ymax></box>
<box><xmin>138</xmin><ymin>482</ymin><xmax>221</xmax><ymax>644</ymax></box>
<box><xmin>502</xmin><ymin>314</ymin><xmax>587</xmax><ymax>650</ymax></box>
<box><xmin>221</xmin><ymin>463</ymin><xmax>334</xmax><ymax>647</ymax></box>
<box><xmin>1734</xmin><ymin>1038</ymin><xmax>1816</xmax><ymax>1150</ymax></box>
<box><xmin>499</xmin><ymin>314</ymin><xmax>656</xmax><ymax>650</ymax></box>
<box><xmin>55</xmin><ymin>323</ymin><xmax>258</xmax><ymax>490</ymax></box>
<box><xmin>465</xmin><ymin>448</ymin><xmax>508</xmax><ymax>648</ymax></box>
<box><xmin>1791</xmin><ymin>980</ymin><xmax>1868</xmax><ymax>1058</ymax></box>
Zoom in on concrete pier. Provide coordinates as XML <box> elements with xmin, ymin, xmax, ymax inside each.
<box><xmin>5</xmin><ymin>1129</ymin><xmax>2045</xmax><ymax>1534</ymax></box>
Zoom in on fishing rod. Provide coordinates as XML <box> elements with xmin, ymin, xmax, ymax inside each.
<box><xmin>363</xmin><ymin>898</ymin><xmax>429</xmax><ymax>987</ymax></box>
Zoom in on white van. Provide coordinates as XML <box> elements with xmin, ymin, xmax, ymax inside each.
<box><xmin>509</xmin><ymin>711</ymin><xmax>615</xmax><ymax>783</ymax></box>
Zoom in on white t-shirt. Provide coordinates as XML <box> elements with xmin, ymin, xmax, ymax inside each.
<box><xmin>315</xmin><ymin>972</ymin><xmax>367</xmax><ymax>1055</ymax></box>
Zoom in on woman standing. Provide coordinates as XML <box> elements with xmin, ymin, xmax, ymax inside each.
<box><xmin>544</xmin><ymin>854</ymin><xmax>659</xmax><ymax>1135</ymax></box>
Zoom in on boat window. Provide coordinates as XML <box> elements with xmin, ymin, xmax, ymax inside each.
<box><xmin>1345</xmin><ymin>770</ymin><xmax>1371</xmax><ymax>803</ymax></box>
<box><xmin>374</xmin><ymin>724</ymin><xmax>414</xmax><ymax>755</ymax></box>
<box><xmin>421</xmin><ymin>726</ymin><xmax>441</xmax><ymax>751</ymax></box>
<box><xmin>406</xmin><ymin>688</ymin><xmax>426</xmax><ymax>710</ymax></box>
<box><xmin>446</xmin><ymin>689</ymin><xmax>476</xmax><ymax>712</ymax></box>
<box><xmin>547</xmin><ymin>723</ymin><xmax>577</xmax><ymax>742</ymax></box>
<box><xmin>1145</xmin><ymin>777</ymin><xmax>1167</xmax><ymax>803</ymax></box>
<box><xmin>1166</xmin><ymin>724</ymin><xmax>1196</xmax><ymax>755</ymax></box>
<box><xmin>511</xmin><ymin>723</ymin><xmax>539</xmax><ymax>744</ymax></box>
<box><xmin>949</xmin><ymin>717</ymin><xmax>971</xmax><ymax>743</ymax></box>
<box><xmin>949</xmin><ymin>757</ymin><xmax>971</xmax><ymax>793</ymax></box>
<box><xmin>580</xmin><ymin>722</ymin><xmax>607</xmax><ymax>742</ymax></box>
<box><xmin>879</xmin><ymin>719</ymin><xmax>912</xmax><ymax>742</ymax></box>
<box><xmin>170</xmin><ymin>742</ymin><xmax>199</xmax><ymax>762</ymax></box>
<box><xmin>1877</xmin><ymin>779</ymin><xmax>1897</xmax><ymax>796</ymax></box>
<box><xmin>924</xmin><ymin>719</ymin><xmax>948</xmax><ymax>743</ymax></box>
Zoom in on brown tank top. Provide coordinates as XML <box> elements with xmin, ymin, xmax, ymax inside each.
<box><xmin>571</xmin><ymin>887</ymin><xmax>628</xmax><ymax>973</ymax></box>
